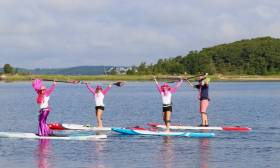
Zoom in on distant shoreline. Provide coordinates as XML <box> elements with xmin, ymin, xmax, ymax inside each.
<box><xmin>1</xmin><ymin>74</ymin><xmax>280</xmax><ymax>82</ymax></box>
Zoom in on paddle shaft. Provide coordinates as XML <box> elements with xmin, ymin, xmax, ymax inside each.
<box><xmin>80</xmin><ymin>81</ymin><xmax>125</xmax><ymax>87</ymax></box>
<box><xmin>39</xmin><ymin>79</ymin><xmax>80</xmax><ymax>84</ymax></box>
<box><xmin>156</xmin><ymin>74</ymin><xmax>206</xmax><ymax>81</ymax></box>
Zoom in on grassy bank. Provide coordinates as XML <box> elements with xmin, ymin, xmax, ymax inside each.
<box><xmin>0</xmin><ymin>74</ymin><xmax>152</xmax><ymax>82</ymax></box>
<box><xmin>1</xmin><ymin>74</ymin><xmax>280</xmax><ymax>82</ymax></box>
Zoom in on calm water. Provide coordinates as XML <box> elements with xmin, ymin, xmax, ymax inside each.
<box><xmin>0</xmin><ymin>81</ymin><xmax>279</xmax><ymax>168</ymax></box>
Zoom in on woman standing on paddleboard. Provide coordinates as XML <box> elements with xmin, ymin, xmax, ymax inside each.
<box><xmin>84</xmin><ymin>82</ymin><xmax>112</xmax><ymax>128</ymax></box>
<box><xmin>32</xmin><ymin>79</ymin><xmax>56</xmax><ymax>136</ymax></box>
<box><xmin>154</xmin><ymin>76</ymin><xmax>183</xmax><ymax>131</ymax></box>
<box><xmin>186</xmin><ymin>73</ymin><xmax>210</xmax><ymax>127</ymax></box>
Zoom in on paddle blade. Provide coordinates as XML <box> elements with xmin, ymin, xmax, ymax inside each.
<box><xmin>113</xmin><ymin>81</ymin><xmax>125</xmax><ymax>87</ymax></box>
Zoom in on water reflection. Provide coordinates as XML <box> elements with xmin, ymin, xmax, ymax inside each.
<box><xmin>88</xmin><ymin>140</ymin><xmax>107</xmax><ymax>168</ymax></box>
<box><xmin>199</xmin><ymin>138</ymin><xmax>210</xmax><ymax>168</ymax></box>
<box><xmin>161</xmin><ymin>136</ymin><xmax>174</xmax><ymax>168</ymax></box>
<box><xmin>160</xmin><ymin>136</ymin><xmax>211</xmax><ymax>168</ymax></box>
<box><xmin>37</xmin><ymin>139</ymin><xmax>53</xmax><ymax>168</ymax></box>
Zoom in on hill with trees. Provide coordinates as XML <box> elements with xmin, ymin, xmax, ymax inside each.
<box><xmin>30</xmin><ymin>66</ymin><xmax>113</xmax><ymax>75</ymax></box>
<box><xmin>132</xmin><ymin>37</ymin><xmax>280</xmax><ymax>75</ymax></box>
<box><xmin>0</xmin><ymin>66</ymin><xmax>116</xmax><ymax>75</ymax></box>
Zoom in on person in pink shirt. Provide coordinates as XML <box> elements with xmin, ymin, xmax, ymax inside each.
<box><xmin>32</xmin><ymin>79</ymin><xmax>56</xmax><ymax>136</ymax></box>
<box><xmin>84</xmin><ymin>82</ymin><xmax>112</xmax><ymax>127</ymax></box>
<box><xmin>154</xmin><ymin>76</ymin><xmax>183</xmax><ymax>131</ymax></box>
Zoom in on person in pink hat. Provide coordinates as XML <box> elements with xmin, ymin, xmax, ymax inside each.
<box><xmin>32</xmin><ymin>79</ymin><xmax>56</xmax><ymax>136</ymax></box>
<box><xmin>84</xmin><ymin>82</ymin><xmax>113</xmax><ymax>127</ymax></box>
<box><xmin>154</xmin><ymin>76</ymin><xmax>183</xmax><ymax>131</ymax></box>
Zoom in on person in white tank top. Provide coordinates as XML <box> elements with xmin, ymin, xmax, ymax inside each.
<box><xmin>154</xmin><ymin>76</ymin><xmax>183</xmax><ymax>131</ymax></box>
<box><xmin>85</xmin><ymin>82</ymin><xmax>112</xmax><ymax>127</ymax></box>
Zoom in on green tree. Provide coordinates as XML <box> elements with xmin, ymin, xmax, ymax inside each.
<box><xmin>3</xmin><ymin>64</ymin><xmax>14</xmax><ymax>74</ymax></box>
<box><xmin>126</xmin><ymin>66</ymin><xmax>137</xmax><ymax>75</ymax></box>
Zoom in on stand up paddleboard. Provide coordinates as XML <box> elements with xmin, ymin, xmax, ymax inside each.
<box><xmin>48</xmin><ymin>123</ymin><xmax>112</xmax><ymax>131</ymax></box>
<box><xmin>147</xmin><ymin>123</ymin><xmax>252</xmax><ymax>132</ymax></box>
<box><xmin>0</xmin><ymin>132</ymin><xmax>107</xmax><ymax>140</ymax></box>
<box><xmin>112</xmin><ymin>128</ymin><xmax>215</xmax><ymax>138</ymax></box>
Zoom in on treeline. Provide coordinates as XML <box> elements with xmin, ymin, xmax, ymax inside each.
<box><xmin>30</xmin><ymin>66</ymin><xmax>112</xmax><ymax>75</ymax></box>
<box><xmin>0</xmin><ymin>64</ymin><xmax>31</xmax><ymax>75</ymax></box>
<box><xmin>128</xmin><ymin>37</ymin><xmax>280</xmax><ymax>75</ymax></box>
<box><xmin>0</xmin><ymin>65</ymin><xmax>114</xmax><ymax>75</ymax></box>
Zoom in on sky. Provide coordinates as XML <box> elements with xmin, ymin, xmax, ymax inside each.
<box><xmin>0</xmin><ymin>0</ymin><xmax>280</xmax><ymax>68</ymax></box>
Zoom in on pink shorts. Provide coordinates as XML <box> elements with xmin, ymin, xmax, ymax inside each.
<box><xmin>200</xmin><ymin>100</ymin><xmax>209</xmax><ymax>113</ymax></box>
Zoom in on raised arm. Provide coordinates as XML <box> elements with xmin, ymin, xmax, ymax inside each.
<box><xmin>203</xmin><ymin>77</ymin><xmax>210</xmax><ymax>87</ymax></box>
<box><xmin>32</xmin><ymin>79</ymin><xmax>43</xmax><ymax>93</ymax></box>
<box><xmin>45</xmin><ymin>81</ymin><xmax>56</xmax><ymax>96</ymax></box>
<box><xmin>154</xmin><ymin>76</ymin><xmax>161</xmax><ymax>93</ymax></box>
<box><xmin>171</xmin><ymin>78</ymin><xmax>183</xmax><ymax>93</ymax></box>
<box><xmin>102</xmin><ymin>84</ymin><xmax>112</xmax><ymax>95</ymax></box>
<box><xmin>85</xmin><ymin>83</ymin><xmax>95</xmax><ymax>94</ymax></box>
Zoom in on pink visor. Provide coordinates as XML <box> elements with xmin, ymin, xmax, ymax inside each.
<box><xmin>39</xmin><ymin>85</ymin><xmax>46</xmax><ymax>90</ymax></box>
<box><xmin>96</xmin><ymin>85</ymin><xmax>102</xmax><ymax>90</ymax></box>
<box><xmin>161</xmin><ymin>83</ymin><xmax>171</xmax><ymax>91</ymax></box>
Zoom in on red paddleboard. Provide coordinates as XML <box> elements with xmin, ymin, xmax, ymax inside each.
<box><xmin>48</xmin><ymin>123</ymin><xmax>65</xmax><ymax>130</ymax></box>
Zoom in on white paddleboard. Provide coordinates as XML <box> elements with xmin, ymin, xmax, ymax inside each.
<box><xmin>62</xmin><ymin>124</ymin><xmax>112</xmax><ymax>131</ymax></box>
<box><xmin>0</xmin><ymin>132</ymin><xmax>107</xmax><ymax>140</ymax></box>
<box><xmin>48</xmin><ymin>123</ymin><xmax>112</xmax><ymax>131</ymax></box>
<box><xmin>150</xmin><ymin>124</ymin><xmax>222</xmax><ymax>130</ymax></box>
<box><xmin>148</xmin><ymin>123</ymin><xmax>252</xmax><ymax>131</ymax></box>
